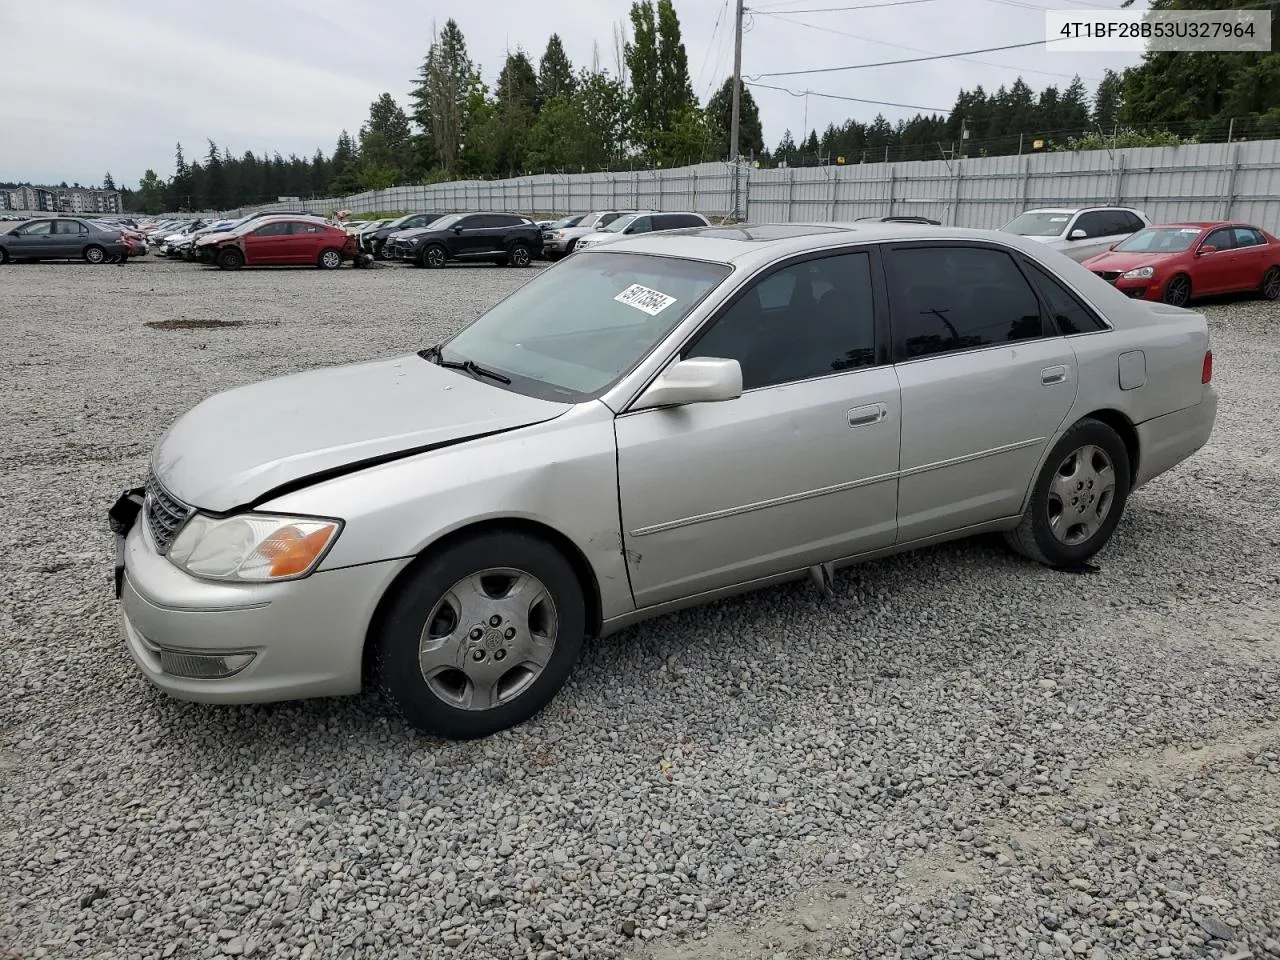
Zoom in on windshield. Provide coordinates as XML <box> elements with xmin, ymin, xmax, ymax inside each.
<box><xmin>550</xmin><ymin>216</ymin><xmax>583</xmax><ymax>229</ymax></box>
<box><xmin>427</xmin><ymin>213</ymin><xmax>464</xmax><ymax>230</ymax></box>
<box><xmin>1003</xmin><ymin>212</ymin><xmax>1073</xmax><ymax>237</ymax></box>
<box><xmin>440</xmin><ymin>251</ymin><xmax>732</xmax><ymax>401</ymax></box>
<box><xmin>1114</xmin><ymin>227</ymin><xmax>1202</xmax><ymax>253</ymax></box>
<box><xmin>602</xmin><ymin>214</ymin><xmax>639</xmax><ymax>234</ymax></box>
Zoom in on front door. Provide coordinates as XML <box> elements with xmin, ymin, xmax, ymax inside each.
<box><xmin>615</xmin><ymin>248</ymin><xmax>902</xmax><ymax>608</ymax></box>
<box><xmin>450</xmin><ymin>215</ymin><xmax>491</xmax><ymax>257</ymax></box>
<box><xmin>10</xmin><ymin>219</ymin><xmax>55</xmax><ymax>257</ymax></box>
<box><xmin>883</xmin><ymin>242</ymin><xmax>1080</xmax><ymax>542</ymax></box>
<box><xmin>1194</xmin><ymin>226</ymin><xmax>1239</xmax><ymax>294</ymax></box>
<box><xmin>242</xmin><ymin>221</ymin><xmax>292</xmax><ymax>264</ymax></box>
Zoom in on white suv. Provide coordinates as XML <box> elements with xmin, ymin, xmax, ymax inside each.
<box><xmin>1001</xmin><ymin>207</ymin><xmax>1151</xmax><ymax>262</ymax></box>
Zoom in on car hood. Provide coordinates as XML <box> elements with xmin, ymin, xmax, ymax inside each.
<box><xmin>389</xmin><ymin>227</ymin><xmax>430</xmax><ymax>240</ymax></box>
<box><xmin>151</xmin><ymin>354</ymin><xmax>572</xmax><ymax>512</ymax></box>
<box><xmin>576</xmin><ymin>232</ymin><xmax>623</xmax><ymax>245</ymax></box>
<box><xmin>1081</xmin><ymin>251</ymin><xmax>1176</xmax><ymax>271</ymax></box>
<box><xmin>196</xmin><ymin>231</ymin><xmax>237</xmax><ymax>246</ymax></box>
<box><xmin>1018</xmin><ymin>234</ymin><xmax>1066</xmax><ymax>245</ymax></box>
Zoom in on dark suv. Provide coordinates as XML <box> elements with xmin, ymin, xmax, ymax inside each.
<box><xmin>363</xmin><ymin>212</ymin><xmax>453</xmax><ymax>259</ymax></box>
<box><xmin>405</xmin><ymin>213</ymin><xmax>543</xmax><ymax>268</ymax></box>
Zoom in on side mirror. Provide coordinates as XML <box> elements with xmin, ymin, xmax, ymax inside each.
<box><xmin>1197</xmin><ymin>244</ymin><xmax>1217</xmax><ymax>255</ymax></box>
<box><xmin>453</xmin><ymin>225</ymin><xmax>464</xmax><ymax>234</ymax></box>
<box><xmin>1068</xmin><ymin>228</ymin><xmax>1087</xmax><ymax>240</ymax></box>
<box><xmin>632</xmin><ymin>357</ymin><xmax>743</xmax><ymax>411</ymax></box>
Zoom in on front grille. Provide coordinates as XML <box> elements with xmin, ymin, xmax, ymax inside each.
<box><xmin>1092</xmin><ymin>270</ymin><xmax>1122</xmax><ymax>284</ymax></box>
<box><xmin>144</xmin><ymin>471</ymin><xmax>192</xmax><ymax>555</ymax></box>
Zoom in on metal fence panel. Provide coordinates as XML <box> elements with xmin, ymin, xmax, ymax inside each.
<box><xmin>179</xmin><ymin>139</ymin><xmax>1280</xmax><ymax>232</ymax></box>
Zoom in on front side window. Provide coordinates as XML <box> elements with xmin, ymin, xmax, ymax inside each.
<box><xmin>885</xmin><ymin>245</ymin><xmax>1045</xmax><ymax>360</ymax></box>
<box><xmin>626</xmin><ymin>217</ymin><xmax>653</xmax><ymax>234</ymax></box>
<box><xmin>1202</xmin><ymin>228</ymin><xmax>1236</xmax><ymax>251</ymax></box>
<box><xmin>602</xmin><ymin>214</ymin><xmax>639</xmax><ymax>234</ymax></box>
<box><xmin>684</xmin><ymin>251</ymin><xmax>879</xmax><ymax>390</ymax></box>
<box><xmin>19</xmin><ymin>221</ymin><xmax>53</xmax><ymax>236</ymax></box>
<box><xmin>442</xmin><ymin>252</ymin><xmax>731</xmax><ymax>401</ymax></box>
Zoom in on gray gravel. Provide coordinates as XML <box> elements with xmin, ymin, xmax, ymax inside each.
<box><xmin>1</xmin><ymin>256</ymin><xmax>1278</xmax><ymax>960</ymax></box>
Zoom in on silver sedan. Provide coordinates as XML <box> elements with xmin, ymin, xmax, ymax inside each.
<box><xmin>110</xmin><ymin>222</ymin><xmax>1218</xmax><ymax>739</ymax></box>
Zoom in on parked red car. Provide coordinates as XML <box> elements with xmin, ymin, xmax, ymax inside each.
<box><xmin>1081</xmin><ymin>221</ymin><xmax>1280</xmax><ymax>306</ymax></box>
<box><xmin>196</xmin><ymin>216</ymin><xmax>362</xmax><ymax>270</ymax></box>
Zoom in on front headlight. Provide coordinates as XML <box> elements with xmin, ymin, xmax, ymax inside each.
<box><xmin>167</xmin><ymin>513</ymin><xmax>342</xmax><ymax>582</ymax></box>
<box><xmin>1122</xmin><ymin>266</ymin><xmax>1155</xmax><ymax>279</ymax></box>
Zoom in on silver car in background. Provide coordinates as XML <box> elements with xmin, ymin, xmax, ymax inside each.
<box><xmin>542</xmin><ymin>209</ymin><xmax>637</xmax><ymax>259</ymax></box>
<box><xmin>110</xmin><ymin>222</ymin><xmax>1217</xmax><ymax>740</ymax></box>
<box><xmin>1001</xmin><ymin>206</ymin><xmax>1151</xmax><ymax>262</ymax></box>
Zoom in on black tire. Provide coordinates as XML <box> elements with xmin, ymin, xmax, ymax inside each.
<box><xmin>565</xmin><ymin>238</ymin><xmax>578</xmax><ymax>255</ymax></box>
<box><xmin>375</xmin><ymin>531</ymin><xmax>587</xmax><ymax>740</ymax></box>
<box><xmin>375</xmin><ymin>241</ymin><xmax>390</xmax><ymax>260</ymax></box>
<box><xmin>318</xmin><ymin>248</ymin><xmax>343</xmax><ymax>270</ymax></box>
<box><xmin>0</xmin><ymin>249</ymin><xmax>8</xmax><ymax>265</ymax></box>
<box><xmin>216</xmin><ymin>247</ymin><xmax>244</xmax><ymax>271</ymax></box>
<box><xmin>1005</xmin><ymin>417</ymin><xmax>1132</xmax><ymax>568</ymax></box>
<box><xmin>507</xmin><ymin>242</ymin><xmax>532</xmax><ymax>268</ymax></box>
<box><xmin>1260</xmin><ymin>266</ymin><xmax>1280</xmax><ymax>301</ymax></box>
<box><xmin>422</xmin><ymin>244</ymin><xmax>447</xmax><ymax>269</ymax></box>
<box><xmin>1163</xmin><ymin>273</ymin><xmax>1191</xmax><ymax>307</ymax></box>
<box><xmin>83</xmin><ymin>245</ymin><xmax>106</xmax><ymax>265</ymax></box>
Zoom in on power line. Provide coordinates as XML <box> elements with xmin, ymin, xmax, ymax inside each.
<box><xmin>694</xmin><ymin>0</ymin><xmax>731</xmax><ymax>98</ymax></box>
<box><xmin>754</xmin><ymin>10</ymin><xmax>1102</xmax><ymax>83</ymax></box>
<box><xmin>745</xmin><ymin>0</ymin><xmax>940</xmax><ymax>12</ymax></box>
<box><xmin>747</xmin><ymin>80</ymin><xmax>951</xmax><ymax>113</ymax></box>
<box><xmin>750</xmin><ymin>37</ymin><xmax>1065</xmax><ymax>79</ymax></box>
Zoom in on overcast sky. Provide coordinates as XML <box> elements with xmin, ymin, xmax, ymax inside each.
<box><xmin>0</xmin><ymin>0</ymin><xmax>1143</xmax><ymax>188</ymax></box>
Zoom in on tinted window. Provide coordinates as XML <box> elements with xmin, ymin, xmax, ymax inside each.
<box><xmin>627</xmin><ymin>216</ymin><xmax>653</xmax><ymax>234</ymax></box>
<box><xmin>252</xmin><ymin>222</ymin><xmax>291</xmax><ymax>237</ymax></box>
<box><xmin>685</xmin><ymin>252</ymin><xmax>878</xmax><ymax>390</ymax></box>
<box><xmin>1023</xmin><ymin>260</ymin><xmax>1107</xmax><ymax>334</ymax></box>
<box><xmin>598</xmin><ymin>212</ymin><xmax>623</xmax><ymax>227</ymax></box>
<box><xmin>1073</xmin><ymin>212</ymin><xmax>1111</xmax><ymax>238</ymax></box>
<box><xmin>1203</xmin><ymin>227</ymin><xmax>1235</xmax><ymax>250</ymax></box>
<box><xmin>1120</xmin><ymin>212</ymin><xmax>1146</xmax><ymax>233</ymax></box>
<box><xmin>885</xmin><ymin>246</ymin><xmax>1045</xmax><ymax>359</ymax></box>
<box><xmin>1233</xmin><ymin>226</ymin><xmax>1264</xmax><ymax>247</ymax></box>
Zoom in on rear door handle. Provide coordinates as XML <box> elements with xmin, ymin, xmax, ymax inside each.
<box><xmin>848</xmin><ymin>402</ymin><xmax>887</xmax><ymax>427</ymax></box>
<box><xmin>1041</xmin><ymin>365</ymin><xmax>1069</xmax><ymax>386</ymax></box>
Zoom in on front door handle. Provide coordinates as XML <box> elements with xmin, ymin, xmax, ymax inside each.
<box><xmin>848</xmin><ymin>402</ymin><xmax>887</xmax><ymax>427</ymax></box>
<box><xmin>1041</xmin><ymin>365</ymin><xmax>1069</xmax><ymax>386</ymax></box>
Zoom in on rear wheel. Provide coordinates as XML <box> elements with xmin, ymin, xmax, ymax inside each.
<box><xmin>1005</xmin><ymin>418</ymin><xmax>1131</xmax><ymax>568</ymax></box>
<box><xmin>422</xmin><ymin>244</ymin><xmax>447</xmax><ymax>269</ymax></box>
<box><xmin>1163</xmin><ymin>273</ymin><xmax>1191</xmax><ymax>307</ymax></box>
<box><xmin>506</xmin><ymin>242</ymin><xmax>532</xmax><ymax>268</ymax></box>
<box><xmin>0</xmin><ymin>249</ymin><xmax>9</xmax><ymax>265</ymax></box>
<box><xmin>217</xmin><ymin>247</ymin><xmax>244</xmax><ymax>270</ymax></box>
<box><xmin>1260</xmin><ymin>266</ymin><xmax>1280</xmax><ymax>300</ymax></box>
<box><xmin>318</xmin><ymin>248</ymin><xmax>342</xmax><ymax>270</ymax></box>
<box><xmin>83</xmin><ymin>245</ymin><xmax>106</xmax><ymax>264</ymax></box>
<box><xmin>375</xmin><ymin>531</ymin><xmax>586</xmax><ymax>740</ymax></box>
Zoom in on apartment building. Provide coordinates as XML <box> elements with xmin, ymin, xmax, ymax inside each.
<box><xmin>2</xmin><ymin>183</ymin><xmax>121</xmax><ymax>214</ymax></box>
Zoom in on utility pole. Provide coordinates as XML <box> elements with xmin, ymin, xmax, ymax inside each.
<box><xmin>729</xmin><ymin>0</ymin><xmax>745</xmax><ymax>220</ymax></box>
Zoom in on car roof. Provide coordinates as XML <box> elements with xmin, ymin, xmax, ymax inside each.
<box><xmin>595</xmin><ymin>221</ymin><xmax>1081</xmax><ymax>267</ymax></box>
<box><xmin>1020</xmin><ymin>206</ymin><xmax>1144</xmax><ymax>215</ymax></box>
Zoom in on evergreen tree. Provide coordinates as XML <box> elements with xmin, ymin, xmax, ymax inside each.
<box><xmin>706</xmin><ymin>77</ymin><xmax>764</xmax><ymax>159</ymax></box>
<box><xmin>538</xmin><ymin>34</ymin><xmax>576</xmax><ymax>107</ymax></box>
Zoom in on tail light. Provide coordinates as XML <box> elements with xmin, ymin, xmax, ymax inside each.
<box><xmin>1201</xmin><ymin>350</ymin><xmax>1213</xmax><ymax>384</ymax></box>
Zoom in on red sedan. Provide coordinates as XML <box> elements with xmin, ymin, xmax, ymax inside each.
<box><xmin>198</xmin><ymin>216</ymin><xmax>361</xmax><ymax>270</ymax></box>
<box><xmin>1081</xmin><ymin>221</ymin><xmax>1280</xmax><ymax>306</ymax></box>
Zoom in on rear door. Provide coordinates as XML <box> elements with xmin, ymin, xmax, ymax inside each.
<box><xmin>1229</xmin><ymin>226</ymin><xmax>1270</xmax><ymax>291</ymax></box>
<box><xmin>242</xmin><ymin>221</ymin><xmax>292</xmax><ymax>264</ymax></box>
<box><xmin>288</xmin><ymin>221</ymin><xmax>329</xmax><ymax>264</ymax></box>
<box><xmin>1194</xmin><ymin>226</ymin><xmax>1238</xmax><ymax>294</ymax></box>
<box><xmin>484</xmin><ymin>214</ymin><xmax>522</xmax><ymax>254</ymax></box>
<box><xmin>884</xmin><ymin>242</ymin><xmax>1079</xmax><ymax>542</ymax></box>
<box><xmin>52</xmin><ymin>219</ymin><xmax>90</xmax><ymax>258</ymax></box>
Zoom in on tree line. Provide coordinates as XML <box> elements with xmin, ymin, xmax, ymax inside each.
<box><xmin>120</xmin><ymin>0</ymin><xmax>1278</xmax><ymax>212</ymax></box>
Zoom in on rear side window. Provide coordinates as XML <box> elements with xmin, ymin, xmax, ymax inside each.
<box><xmin>1022</xmin><ymin>260</ymin><xmax>1108</xmax><ymax>334</ymax></box>
<box><xmin>884</xmin><ymin>245</ymin><xmax>1046</xmax><ymax>360</ymax></box>
<box><xmin>54</xmin><ymin>220</ymin><xmax>86</xmax><ymax>234</ymax></box>
<box><xmin>252</xmin><ymin>222</ymin><xmax>291</xmax><ymax>237</ymax></box>
<box><xmin>1233</xmin><ymin>226</ymin><xmax>1264</xmax><ymax>247</ymax></box>
<box><xmin>291</xmin><ymin>222</ymin><xmax>324</xmax><ymax>234</ymax></box>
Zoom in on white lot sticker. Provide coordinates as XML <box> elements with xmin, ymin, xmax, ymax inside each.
<box><xmin>1180</xmin><ymin>228</ymin><xmax>1201</xmax><ymax>233</ymax></box>
<box><xmin>1049</xmin><ymin>216</ymin><xmax>1070</xmax><ymax>222</ymax></box>
<box><xmin>614</xmin><ymin>283</ymin><xmax>677</xmax><ymax>316</ymax></box>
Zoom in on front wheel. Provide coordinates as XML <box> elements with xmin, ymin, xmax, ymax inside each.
<box><xmin>83</xmin><ymin>245</ymin><xmax>106</xmax><ymax>264</ymax></box>
<box><xmin>421</xmin><ymin>244</ymin><xmax>447</xmax><ymax>269</ymax></box>
<box><xmin>506</xmin><ymin>242</ymin><xmax>532</xmax><ymax>268</ymax></box>
<box><xmin>216</xmin><ymin>247</ymin><xmax>244</xmax><ymax>270</ymax></box>
<box><xmin>375</xmin><ymin>531</ymin><xmax>586</xmax><ymax>740</ymax></box>
<box><xmin>1260</xmin><ymin>266</ymin><xmax>1280</xmax><ymax>301</ymax></box>
<box><xmin>1005</xmin><ymin>418</ymin><xmax>1131</xmax><ymax>568</ymax></box>
<box><xmin>1163</xmin><ymin>273</ymin><xmax>1191</xmax><ymax>307</ymax></box>
<box><xmin>0</xmin><ymin>249</ymin><xmax>9</xmax><ymax>265</ymax></box>
<box><xmin>318</xmin><ymin>248</ymin><xmax>342</xmax><ymax>270</ymax></box>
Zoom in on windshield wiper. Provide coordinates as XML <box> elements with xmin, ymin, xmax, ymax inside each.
<box><xmin>417</xmin><ymin>345</ymin><xmax>512</xmax><ymax>384</ymax></box>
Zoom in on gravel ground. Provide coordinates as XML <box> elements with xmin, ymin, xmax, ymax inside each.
<box><xmin>1</xmin><ymin>256</ymin><xmax>1278</xmax><ymax>960</ymax></box>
